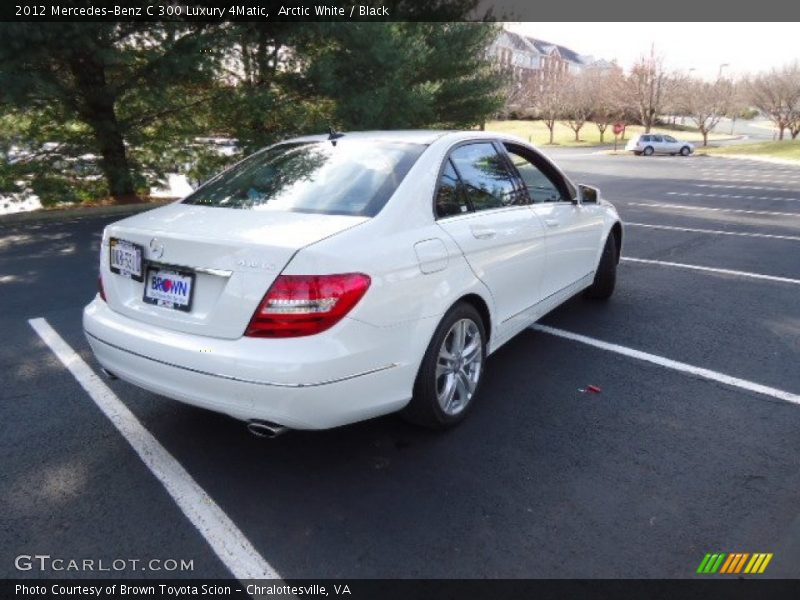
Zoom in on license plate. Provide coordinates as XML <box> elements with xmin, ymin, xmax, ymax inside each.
<box><xmin>143</xmin><ymin>266</ymin><xmax>195</xmax><ymax>312</ymax></box>
<box><xmin>109</xmin><ymin>238</ymin><xmax>144</xmax><ymax>282</ymax></box>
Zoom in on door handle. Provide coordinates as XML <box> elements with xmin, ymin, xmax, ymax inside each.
<box><xmin>544</xmin><ymin>218</ymin><xmax>559</xmax><ymax>228</ymax></box>
<box><xmin>470</xmin><ymin>225</ymin><xmax>496</xmax><ymax>239</ymax></box>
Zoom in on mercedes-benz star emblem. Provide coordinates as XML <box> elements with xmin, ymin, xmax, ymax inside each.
<box><xmin>149</xmin><ymin>238</ymin><xmax>164</xmax><ymax>259</ymax></box>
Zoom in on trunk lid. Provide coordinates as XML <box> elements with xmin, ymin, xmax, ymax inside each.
<box><xmin>101</xmin><ymin>203</ymin><xmax>368</xmax><ymax>339</ymax></box>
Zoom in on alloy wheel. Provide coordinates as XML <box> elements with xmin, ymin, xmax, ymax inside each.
<box><xmin>435</xmin><ymin>318</ymin><xmax>482</xmax><ymax>416</ymax></box>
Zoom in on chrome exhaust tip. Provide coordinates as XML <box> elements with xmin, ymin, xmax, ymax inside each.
<box><xmin>100</xmin><ymin>367</ymin><xmax>118</xmax><ymax>380</ymax></box>
<box><xmin>246</xmin><ymin>420</ymin><xmax>289</xmax><ymax>439</ymax></box>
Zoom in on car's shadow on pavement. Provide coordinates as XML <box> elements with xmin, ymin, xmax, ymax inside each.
<box><xmin>97</xmin><ymin>289</ymin><xmax>800</xmax><ymax>579</ymax></box>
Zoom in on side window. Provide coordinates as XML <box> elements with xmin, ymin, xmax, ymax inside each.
<box><xmin>652</xmin><ymin>135</ymin><xmax>664</xmax><ymax>143</ymax></box>
<box><xmin>641</xmin><ymin>135</ymin><xmax>651</xmax><ymax>142</ymax></box>
<box><xmin>435</xmin><ymin>159</ymin><xmax>469</xmax><ymax>218</ymax></box>
<box><xmin>664</xmin><ymin>135</ymin><xmax>677</xmax><ymax>143</ymax></box>
<box><xmin>504</xmin><ymin>144</ymin><xmax>568</xmax><ymax>204</ymax></box>
<box><xmin>449</xmin><ymin>143</ymin><xmax>519</xmax><ymax>212</ymax></box>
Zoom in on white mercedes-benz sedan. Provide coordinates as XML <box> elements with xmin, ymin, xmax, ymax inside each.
<box><xmin>84</xmin><ymin>130</ymin><xmax>622</xmax><ymax>436</ymax></box>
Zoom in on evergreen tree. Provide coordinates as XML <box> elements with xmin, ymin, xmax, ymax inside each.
<box><xmin>0</xmin><ymin>22</ymin><xmax>223</xmax><ymax>202</ymax></box>
<box><xmin>294</xmin><ymin>22</ymin><xmax>504</xmax><ymax>131</ymax></box>
<box><xmin>1</xmin><ymin>14</ymin><xmax>503</xmax><ymax>207</ymax></box>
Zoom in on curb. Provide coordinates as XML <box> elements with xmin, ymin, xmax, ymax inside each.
<box><xmin>0</xmin><ymin>200</ymin><xmax>171</xmax><ymax>226</ymax></box>
<box><xmin>595</xmin><ymin>150</ymin><xmax>710</xmax><ymax>158</ymax></box>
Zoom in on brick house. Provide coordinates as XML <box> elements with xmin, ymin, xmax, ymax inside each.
<box><xmin>489</xmin><ymin>29</ymin><xmax>612</xmax><ymax>92</ymax></box>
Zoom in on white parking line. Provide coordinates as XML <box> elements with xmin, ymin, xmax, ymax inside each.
<box><xmin>700</xmin><ymin>169</ymin><xmax>799</xmax><ymax>175</ymax></box>
<box><xmin>28</xmin><ymin>318</ymin><xmax>280</xmax><ymax>582</ymax></box>
<box><xmin>694</xmin><ymin>183</ymin><xmax>797</xmax><ymax>192</ymax></box>
<box><xmin>700</xmin><ymin>164</ymin><xmax>799</xmax><ymax>171</ymax></box>
<box><xmin>698</xmin><ymin>167</ymin><xmax>799</xmax><ymax>174</ymax></box>
<box><xmin>627</xmin><ymin>201</ymin><xmax>800</xmax><ymax>218</ymax></box>
<box><xmin>668</xmin><ymin>191</ymin><xmax>800</xmax><ymax>202</ymax></box>
<box><xmin>697</xmin><ymin>175</ymin><xmax>799</xmax><ymax>184</ymax></box>
<box><xmin>625</xmin><ymin>222</ymin><xmax>800</xmax><ymax>242</ymax></box>
<box><xmin>621</xmin><ymin>257</ymin><xmax>800</xmax><ymax>285</ymax></box>
<box><xmin>532</xmin><ymin>325</ymin><xmax>800</xmax><ymax>406</ymax></box>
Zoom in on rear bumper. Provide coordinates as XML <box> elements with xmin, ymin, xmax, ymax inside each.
<box><xmin>83</xmin><ymin>298</ymin><xmax>430</xmax><ymax>429</ymax></box>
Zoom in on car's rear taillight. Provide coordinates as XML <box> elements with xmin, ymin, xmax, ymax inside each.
<box><xmin>98</xmin><ymin>274</ymin><xmax>107</xmax><ymax>301</ymax></box>
<box><xmin>245</xmin><ymin>273</ymin><xmax>371</xmax><ymax>338</ymax></box>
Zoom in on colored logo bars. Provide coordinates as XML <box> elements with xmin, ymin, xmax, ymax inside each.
<box><xmin>696</xmin><ymin>552</ymin><xmax>773</xmax><ymax>574</ymax></box>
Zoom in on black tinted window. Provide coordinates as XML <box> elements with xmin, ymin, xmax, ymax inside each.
<box><xmin>449</xmin><ymin>143</ymin><xmax>518</xmax><ymax>212</ymax></box>
<box><xmin>506</xmin><ymin>147</ymin><xmax>562</xmax><ymax>203</ymax></box>
<box><xmin>183</xmin><ymin>140</ymin><xmax>425</xmax><ymax>217</ymax></box>
<box><xmin>435</xmin><ymin>160</ymin><xmax>469</xmax><ymax>218</ymax></box>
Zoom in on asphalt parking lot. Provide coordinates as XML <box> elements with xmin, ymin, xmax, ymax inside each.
<box><xmin>2</xmin><ymin>151</ymin><xmax>799</xmax><ymax>580</ymax></box>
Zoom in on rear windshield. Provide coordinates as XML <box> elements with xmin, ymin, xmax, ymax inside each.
<box><xmin>182</xmin><ymin>139</ymin><xmax>425</xmax><ymax>217</ymax></box>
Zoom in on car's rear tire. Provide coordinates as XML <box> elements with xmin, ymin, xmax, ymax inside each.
<box><xmin>584</xmin><ymin>231</ymin><xmax>618</xmax><ymax>300</ymax></box>
<box><xmin>643</xmin><ymin>146</ymin><xmax>654</xmax><ymax>156</ymax></box>
<box><xmin>680</xmin><ymin>146</ymin><xmax>691</xmax><ymax>156</ymax></box>
<box><xmin>402</xmin><ymin>302</ymin><xmax>486</xmax><ymax>429</ymax></box>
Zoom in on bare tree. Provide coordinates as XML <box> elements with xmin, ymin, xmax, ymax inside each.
<box><xmin>678</xmin><ymin>78</ymin><xmax>732</xmax><ymax>146</ymax></box>
<box><xmin>501</xmin><ymin>70</ymin><xmax>539</xmax><ymax>119</ymax></box>
<box><xmin>785</xmin><ymin>63</ymin><xmax>800</xmax><ymax>139</ymax></box>
<box><xmin>722</xmin><ymin>80</ymin><xmax>754</xmax><ymax>136</ymax></box>
<box><xmin>584</xmin><ymin>66</ymin><xmax>624</xmax><ymax>143</ymax></box>
<box><xmin>662</xmin><ymin>70</ymin><xmax>693</xmax><ymax>126</ymax></box>
<box><xmin>560</xmin><ymin>74</ymin><xmax>594</xmax><ymax>141</ymax></box>
<box><xmin>791</xmin><ymin>111</ymin><xmax>800</xmax><ymax>139</ymax></box>
<box><xmin>747</xmin><ymin>63</ymin><xmax>800</xmax><ymax>140</ymax></box>
<box><xmin>622</xmin><ymin>47</ymin><xmax>674</xmax><ymax>133</ymax></box>
<box><xmin>535</xmin><ymin>79</ymin><xmax>567</xmax><ymax>144</ymax></box>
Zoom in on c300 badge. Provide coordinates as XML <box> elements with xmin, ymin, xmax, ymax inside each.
<box><xmin>237</xmin><ymin>259</ymin><xmax>276</xmax><ymax>271</ymax></box>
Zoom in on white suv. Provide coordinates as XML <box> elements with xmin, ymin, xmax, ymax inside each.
<box><xmin>626</xmin><ymin>133</ymin><xmax>694</xmax><ymax>156</ymax></box>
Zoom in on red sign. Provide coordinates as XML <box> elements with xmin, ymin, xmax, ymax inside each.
<box><xmin>613</xmin><ymin>122</ymin><xmax>625</xmax><ymax>135</ymax></box>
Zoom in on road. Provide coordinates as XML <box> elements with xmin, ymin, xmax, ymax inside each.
<box><xmin>2</xmin><ymin>151</ymin><xmax>799</xmax><ymax>580</ymax></box>
<box><xmin>711</xmin><ymin>117</ymin><xmax>778</xmax><ymax>140</ymax></box>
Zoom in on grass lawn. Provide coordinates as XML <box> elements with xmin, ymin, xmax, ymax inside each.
<box><xmin>699</xmin><ymin>140</ymin><xmax>800</xmax><ymax>162</ymax></box>
<box><xmin>482</xmin><ymin>120</ymin><xmax>730</xmax><ymax>147</ymax></box>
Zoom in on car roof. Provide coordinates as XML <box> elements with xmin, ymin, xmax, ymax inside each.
<box><xmin>283</xmin><ymin>130</ymin><xmax>530</xmax><ymax>146</ymax></box>
<box><xmin>286</xmin><ymin>130</ymin><xmax>452</xmax><ymax>145</ymax></box>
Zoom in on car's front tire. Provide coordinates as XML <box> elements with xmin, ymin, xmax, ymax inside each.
<box><xmin>402</xmin><ymin>302</ymin><xmax>486</xmax><ymax>429</ymax></box>
<box><xmin>584</xmin><ymin>231</ymin><xmax>618</xmax><ymax>300</ymax></box>
<box><xmin>680</xmin><ymin>146</ymin><xmax>691</xmax><ymax>156</ymax></box>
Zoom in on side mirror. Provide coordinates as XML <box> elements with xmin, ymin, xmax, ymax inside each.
<box><xmin>579</xmin><ymin>184</ymin><xmax>599</xmax><ymax>204</ymax></box>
